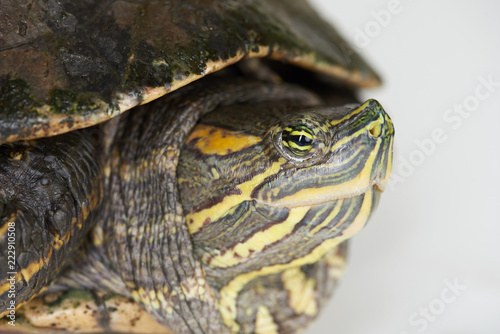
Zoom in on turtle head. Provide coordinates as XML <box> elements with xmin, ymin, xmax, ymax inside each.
<box><xmin>177</xmin><ymin>99</ymin><xmax>394</xmax><ymax>280</ymax></box>
<box><xmin>251</xmin><ymin>99</ymin><xmax>394</xmax><ymax>207</ymax></box>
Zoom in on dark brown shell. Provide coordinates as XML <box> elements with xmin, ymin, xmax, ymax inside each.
<box><xmin>0</xmin><ymin>0</ymin><xmax>380</xmax><ymax>144</ymax></box>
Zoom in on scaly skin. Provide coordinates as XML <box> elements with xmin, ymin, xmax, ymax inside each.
<box><xmin>0</xmin><ymin>77</ymin><xmax>393</xmax><ymax>333</ymax></box>
<box><xmin>0</xmin><ymin>129</ymin><xmax>104</xmax><ymax>315</ymax></box>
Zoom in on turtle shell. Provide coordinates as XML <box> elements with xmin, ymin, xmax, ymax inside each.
<box><xmin>0</xmin><ymin>0</ymin><xmax>379</xmax><ymax>144</ymax></box>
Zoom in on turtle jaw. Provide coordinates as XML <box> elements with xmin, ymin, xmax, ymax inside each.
<box><xmin>251</xmin><ymin>177</ymin><xmax>387</xmax><ymax>211</ymax></box>
<box><xmin>374</xmin><ymin>176</ymin><xmax>389</xmax><ymax>192</ymax></box>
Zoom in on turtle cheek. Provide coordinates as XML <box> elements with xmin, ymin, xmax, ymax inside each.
<box><xmin>251</xmin><ymin>153</ymin><xmax>374</xmax><ymax>208</ymax></box>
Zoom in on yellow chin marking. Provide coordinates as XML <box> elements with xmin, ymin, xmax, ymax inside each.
<box><xmin>281</xmin><ymin>268</ymin><xmax>318</xmax><ymax>316</ymax></box>
<box><xmin>187</xmin><ymin>124</ymin><xmax>262</xmax><ymax>156</ymax></box>
<box><xmin>255</xmin><ymin>306</ymin><xmax>279</xmax><ymax>334</ymax></box>
<box><xmin>186</xmin><ymin>159</ymin><xmax>287</xmax><ymax>234</ymax></box>
<box><xmin>308</xmin><ymin>199</ymin><xmax>346</xmax><ymax>236</ymax></box>
<box><xmin>219</xmin><ymin>190</ymin><xmax>373</xmax><ymax>332</ymax></box>
<box><xmin>204</xmin><ymin>206</ymin><xmax>312</xmax><ymax>268</ymax></box>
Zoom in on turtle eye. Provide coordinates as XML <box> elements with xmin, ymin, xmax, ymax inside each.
<box><xmin>282</xmin><ymin>125</ymin><xmax>315</xmax><ymax>156</ymax></box>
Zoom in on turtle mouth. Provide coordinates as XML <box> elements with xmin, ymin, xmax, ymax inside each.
<box><xmin>254</xmin><ymin>176</ymin><xmax>387</xmax><ymax>210</ymax></box>
<box><xmin>374</xmin><ymin>178</ymin><xmax>388</xmax><ymax>192</ymax></box>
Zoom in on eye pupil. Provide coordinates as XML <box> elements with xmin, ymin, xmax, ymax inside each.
<box><xmin>282</xmin><ymin>125</ymin><xmax>315</xmax><ymax>156</ymax></box>
<box><xmin>290</xmin><ymin>134</ymin><xmax>311</xmax><ymax>145</ymax></box>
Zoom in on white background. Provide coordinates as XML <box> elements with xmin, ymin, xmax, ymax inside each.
<box><xmin>306</xmin><ymin>1</ymin><xmax>500</xmax><ymax>333</ymax></box>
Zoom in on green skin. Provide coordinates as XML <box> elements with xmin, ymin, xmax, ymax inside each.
<box><xmin>0</xmin><ymin>77</ymin><xmax>393</xmax><ymax>333</ymax></box>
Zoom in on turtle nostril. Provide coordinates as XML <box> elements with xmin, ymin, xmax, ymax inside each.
<box><xmin>368</xmin><ymin>121</ymin><xmax>383</xmax><ymax>137</ymax></box>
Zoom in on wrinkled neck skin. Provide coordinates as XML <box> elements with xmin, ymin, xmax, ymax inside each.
<box><xmin>191</xmin><ymin>190</ymin><xmax>380</xmax><ymax>284</ymax></box>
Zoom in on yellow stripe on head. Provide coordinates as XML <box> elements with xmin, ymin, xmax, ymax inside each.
<box><xmin>329</xmin><ymin>99</ymin><xmax>373</xmax><ymax>126</ymax></box>
<box><xmin>218</xmin><ymin>190</ymin><xmax>374</xmax><ymax>333</ymax></box>
<box><xmin>186</xmin><ymin>159</ymin><xmax>287</xmax><ymax>234</ymax></box>
<box><xmin>187</xmin><ymin>124</ymin><xmax>262</xmax><ymax>156</ymax></box>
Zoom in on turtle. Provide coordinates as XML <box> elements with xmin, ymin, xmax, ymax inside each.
<box><xmin>0</xmin><ymin>0</ymin><xmax>394</xmax><ymax>333</ymax></box>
